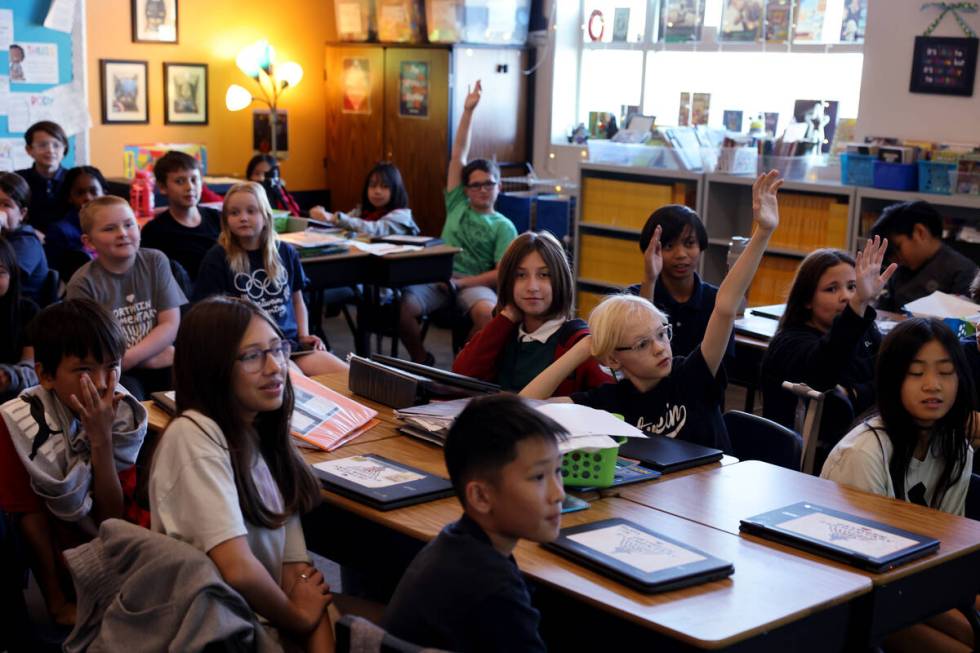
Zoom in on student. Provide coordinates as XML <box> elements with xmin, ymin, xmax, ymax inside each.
<box><xmin>66</xmin><ymin>196</ymin><xmax>186</xmax><ymax>400</ymax></box>
<box><xmin>194</xmin><ymin>182</ymin><xmax>347</xmax><ymax>376</ymax></box>
<box><xmin>0</xmin><ymin>299</ymin><xmax>148</xmax><ymax>627</ymax></box>
<box><xmin>760</xmin><ymin>244</ymin><xmax>895</xmax><ymax>432</ymax></box>
<box><xmin>967</xmin><ymin>271</ymin><xmax>980</xmax><ymax>408</ymax></box>
<box><xmin>399</xmin><ymin>80</ymin><xmax>518</xmax><ymax>364</ymax></box>
<box><xmin>309</xmin><ymin>161</ymin><xmax>419</xmax><ymax>237</ymax></box>
<box><xmin>150</xmin><ymin>296</ymin><xmax>333</xmax><ymax>652</ymax></box>
<box><xmin>521</xmin><ymin>171</ymin><xmax>785</xmax><ymax>453</ymax></box>
<box><xmin>384</xmin><ymin>393</ymin><xmax>565</xmax><ymax>652</ymax></box>
<box><xmin>0</xmin><ymin>238</ymin><xmax>39</xmax><ymax>403</ymax></box>
<box><xmin>0</xmin><ymin>172</ymin><xmax>50</xmax><ymax>304</ymax></box>
<box><xmin>821</xmin><ymin>317</ymin><xmax>977</xmax><ymax>652</ymax></box>
<box><xmin>140</xmin><ymin>150</ymin><xmax>222</xmax><ymax>285</ymax></box>
<box><xmin>453</xmin><ymin>230</ymin><xmax>611</xmax><ymax>395</ymax></box>
<box><xmin>44</xmin><ymin>165</ymin><xmax>106</xmax><ymax>280</ymax></box>
<box><xmin>246</xmin><ymin>153</ymin><xmax>302</xmax><ymax>216</ymax></box>
<box><xmin>870</xmin><ymin>200</ymin><xmax>977</xmax><ymax>312</ymax></box>
<box><xmin>627</xmin><ymin>205</ymin><xmax>734</xmax><ymax>361</ymax></box>
<box><xmin>15</xmin><ymin>121</ymin><xmax>70</xmax><ymax>233</ymax></box>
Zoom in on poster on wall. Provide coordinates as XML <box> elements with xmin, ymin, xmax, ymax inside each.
<box><xmin>909</xmin><ymin>36</ymin><xmax>978</xmax><ymax>97</ymax></box>
<box><xmin>10</xmin><ymin>43</ymin><xmax>60</xmax><ymax>85</ymax></box>
<box><xmin>99</xmin><ymin>59</ymin><xmax>148</xmax><ymax>124</ymax></box>
<box><xmin>399</xmin><ymin>61</ymin><xmax>429</xmax><ymax>118</ymax></box>
<box><xmin>342</xmin><ymin>58</ymin><xmax>371</xmax><ymax>114</ymax></box>
<box><xmin>253</xmin><ymin>110</ymin><xmax>288</xmax><ymax>154</ymax></box>
<box><xmin>0</xmin><ymin>9</ymin><xmax>13</xmax><ymax>50</ymax></box>
<box><xmin>132</xmin><ymin>0</ymin><xmax>178</xmax><ymax>43</ymax></box>
<box><xmin>164</xmin><ymin>62</ymin><xmax>208</xmax><ymax>125</ymax></box>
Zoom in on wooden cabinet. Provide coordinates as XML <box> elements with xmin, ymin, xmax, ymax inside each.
<box><xmin>324</xmin><ymin>44</ymin><xmax>528</xmax><ymax>236</ymax></box>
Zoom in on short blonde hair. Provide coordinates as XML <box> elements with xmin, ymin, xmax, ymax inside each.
<box><xmin>79</xmin><ymin>195</ymin><xmax>131</xmax><ymax>234</ymax></box>
<box><xmin>588</xmin><ymin>294</ymin><xmax>668</xmax><ymax>360</ymax></box>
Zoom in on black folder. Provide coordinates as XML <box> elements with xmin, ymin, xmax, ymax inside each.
<box><xmin>312</xmin><ymin>454</ymin><xmax>454</xmax><ymax>511</ymax></box>
<box><xmin>739</xmin><ymin>502</ymin><xmax>940</xmax><ymax>573</ymax></box>
<box><xmin>544</xmin><ymin>518</ymin><xmax>734</xmax><ymax>593</ymax></box>
<box><xmin>618</xmin><ymin>434</ymin><xmax>723</xmax><ymax>473</ymax></box>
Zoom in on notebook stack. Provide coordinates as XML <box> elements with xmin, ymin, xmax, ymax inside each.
<box><xmin>394</xmin><ymin>398</ymin><xmax>473</xmax><ymax>446</ymax></box>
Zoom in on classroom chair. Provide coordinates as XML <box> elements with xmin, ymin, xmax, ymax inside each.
<box><xmin>783</xmin><ymin>382</ymin><xmax>856</xmax><ymax>475</ymax></box>
<box><xmin>37</xmin><ymin>268</ymin><xmax>61</xmax><ymax>308</ymax></box>
<box><xmin>53</xmin><ymin>250</ymin><xmax>93</xmax><ymax>287</ymax></box>
<box><xmin>723</xmin><ymin>410</ymin><xmax>802</xmax><ymax>471</ymax></box>
<box><xmin>335</xmin><ymin>614</ymin><xmax>447</xmax><ymax>653</ymax></box>
<box><xmin>967</xmin><ymin>474</ymin><xmax>980</xmax><ymax>522</ymax></box>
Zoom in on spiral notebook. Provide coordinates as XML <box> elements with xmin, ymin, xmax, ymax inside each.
<box><xmin>739</xmin><ymin>502</ymin><xmax>940</xmax><ymax>573</ymax></box>
<box><xmin>544</xmin><ymin>518</ymin><xmax>734</xmax><ymax>593</ymax></box>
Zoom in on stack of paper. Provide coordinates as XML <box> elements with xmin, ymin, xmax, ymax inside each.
<box><xmin>904</xmin><ymin>291</ymin><xmax>980</xmax><ymax>321</ymax></box>
<box><xmin>395</xmin><ymin>398</ymin><xmax>472</xmax><ymax>446</ymax></box>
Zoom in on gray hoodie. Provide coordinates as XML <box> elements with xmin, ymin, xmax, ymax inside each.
<box><xmin>335</xmin><ymin>207</ymin><xmax>420</xmax><ymax>237</ymax></box>
<box><xmin>1</xmin><ymin>384</ymin><xmax>147</xmax><ymax>522</ymax></box>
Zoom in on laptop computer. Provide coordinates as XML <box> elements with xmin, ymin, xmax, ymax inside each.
<box><xmin>618</xmin><ymin>434</ymin><xmax>723</xmax><ymax>473</ymax></box>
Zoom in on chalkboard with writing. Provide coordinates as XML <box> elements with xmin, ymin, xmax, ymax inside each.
<box><xmin>909</xmin><ymin>36</ymin><xmax>978</xmax><ymax>97</ymax></box>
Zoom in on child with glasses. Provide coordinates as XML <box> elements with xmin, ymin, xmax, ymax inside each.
<box><xmin>398</xmin><ymin>80</ymin><xmax>518</xmax><ymax>364</ymax></box>
<box><xmin>150</xmin><ymin>297</ymin><xmax>334</xmax><ymax>651</ymax></box>
<box><xmin>194</xmin><ymin>182</ymin><xmax>347</xmax><ymax>377</ymax></box>
<box><xmin>522</xmin><ymin>171</ymin><xmax>784</xmax><ymax>452</ymax></box>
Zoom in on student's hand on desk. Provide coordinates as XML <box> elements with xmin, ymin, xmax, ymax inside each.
<box><xmin>309</xmin><ymin>206</ymin><xmax>335</xmax><ymax>223</ymax></box>
<box><xmin>299</xmin><ymin>334</ymin><xmax>327</xmax><ymax>352</ymax></box>
<box><xmin>643</xmin><ymin>225</ymin><xmax>663</xmax><ymax>282</ymax></box>
<box><xmin>463</xmin><ymin>80</ymin><xmax>482</xmax><ymax>111</ymax></box>
<box><xmin>852</xmin><ymin>236</ymin><xmax>897</xmax><ymax>310</ymax></box>
<box><xmin>752</xmin><ymin>170</ymin><xmax>783</xmax><ymax>232</ymax></box>
<box><xmin>70</xmin><ymin>369</ymin><xmax>121</xmax><ymax>450</ymax></box>
<box><xmin>287</xmin><ymin>565</ymin><xmax>332</xmax><ymax>633</ymax></box>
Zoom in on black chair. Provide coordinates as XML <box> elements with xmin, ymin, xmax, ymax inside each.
<box><xmin>53</xmin><ymin>250</ymin><xmax>93</xmax><ymax>286</ymax></box>
<box><xmin>335</xmin><ymin>614</ymin><xmax>437</xmax><ymax>653</ymax></box>
<box><xmin>966</xmin><ymin>473</ymin><xmax>980</xmax><ymax>522</ymax></box>
<box><xmin>723</xmin><ymin>410</ymin><xmax>803</xmax><ymax>471</ymax></box>
<box><xmin>37</xmin><ymin>269</ymin><xmax>60</xmax><ymax>308</ymax></box>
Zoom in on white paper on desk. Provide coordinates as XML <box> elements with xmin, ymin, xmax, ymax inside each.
<box><xmin>44</xmin><ymin>0</ymin><xmax>77</xmax><ymax>33</ymax></box>
<box><xmin>346</xmin><ymin>240</ymin><xmax>422</xmax><ymax>255</ymax></box>
<box><xmin>278</xmin><ymin>230</ymin><xmax>346</xmax><ymax>249</ymax></box>
<box><xmin>904</xmin><ymin>291</ymin><xmax>980</xmax><ymax>320</ymax></box>
<box><xmin>314</xmin><ymin>456</ymin><xmax>425</xmax><ymax>489</ymax></box>
<box><xmin>11</xmin><ymin>42</ymin><xmax>59</xmax><ymax>85</ymax></box>
<box><xmin>568</xmin><ymin>523</ymin><xmax>707</xmax><ymax>573</ymax></box>
<box><xmin>0</xmin><ymin>10</ymin><xmax>12</xmax><ymax>50</ymax></box>
<box><xmin>534</xmin><ymin>403</ymin><xmax>647</xmax><ymax>439</ymax></box>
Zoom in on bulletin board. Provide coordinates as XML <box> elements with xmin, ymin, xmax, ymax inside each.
<box><xmin>0</xmin><ymin>0</ymin><xmax>87</xmax><ymax>170</ymax></box>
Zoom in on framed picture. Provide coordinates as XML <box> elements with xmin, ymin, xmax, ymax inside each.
<box><xmin>909</xmin><ymin>36</ymin><xmax>978</xmax><ymax>97</ymax></box>
<box><xmin>132</xmin><ymin>0</ymin><xmax>178</xmax><ymax>43</ymax></box>
<box><xmin>164</xmin><ymin>62</ymin><xmax>208</xmax><ymax>125</ymax></box>
<box><xmin>100</xmin><ymin>59</ymin><xmax>149</xmax><ymax>124</ymax></box>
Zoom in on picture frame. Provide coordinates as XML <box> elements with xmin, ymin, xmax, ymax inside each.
<box><xmin>909</xmin><ymin>36</ymin><xmax>978</xmax><ymax>97</ymax></box>
<box><xmin>132</xmin><ymin>0</ymin><xmax>178</xmax><ymax>44</ymax></box>
<box><xmin>100</xmin><ymin>59</ymin><xmax>149</xmax><ymax>125</ymax></box>
<box><xmin>164</xmin><ymin>62</ymin><xmax>208</xmax><ymax>125</ymax></box>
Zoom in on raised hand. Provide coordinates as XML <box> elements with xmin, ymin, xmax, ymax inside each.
<box><xmin>853</xmin><ymin>235</ymin><xmax>897</xmax><ymax>306</ymax></box>
<box><xmin>70</xmin><ymin>369</ymin><xmax>121</xmax><ymax>450</ymax></box>
<box><xmin>463</xmin><ymin>80</ymin><xmax>482</xmax><ymax>112</ymax></box>
<box><xmin>752</xmin><ymin>170</ymin><xmax>783</xmax><ymax>232</ymax></box>
<box><xmin>643</xmin><ymin>225</ymin><xmax>663</xmax><ymax>283</ymax></box>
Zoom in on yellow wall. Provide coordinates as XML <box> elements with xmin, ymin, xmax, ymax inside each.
<box><xmin>86</xmin><ymin>1</ymin><xmax>336</xmax><ymax>190</ymax></box>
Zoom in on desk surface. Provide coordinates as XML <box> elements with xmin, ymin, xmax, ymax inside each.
<box><xmin>619</xmin><ymin>459</ymin><xmax>980</xmax><ymax>585</ymax></box>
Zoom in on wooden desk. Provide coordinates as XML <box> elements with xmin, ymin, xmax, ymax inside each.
<box><xmin>620</xmin><ymin>460</ymin><xmax>980</xmax><ymax>644</ymax></box>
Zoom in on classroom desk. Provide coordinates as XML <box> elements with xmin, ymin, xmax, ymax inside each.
<box><xmin>619</xmin><ymin>460</ymin><xmax>980</xmax><ymax>645</ymax></box>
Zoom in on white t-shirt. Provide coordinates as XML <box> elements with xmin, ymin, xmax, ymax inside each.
<box><xmin>820</xmin><ymin>416</ymin><xmax>974</xmax><ymax>516</ymax></box>
<box><xmin>149</xmin><ymin>410</ymin><xmax>308</xmax><ymax>583</ymax></box>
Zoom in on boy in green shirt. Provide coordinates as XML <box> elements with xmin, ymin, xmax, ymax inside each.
<box><xmin>399</xmin><ymin>80</ymin><xmax>518</xmax><ymax>363</ymax></box>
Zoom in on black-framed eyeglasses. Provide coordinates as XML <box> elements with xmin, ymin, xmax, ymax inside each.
<box><xmin>236</xmin><ymin>341</ymin><xmax>291</xmax><ymax>373</ymax></box>
<box><xmin>465</xmin><ymin>180</ymin><xmax>498</xmax><ymax>190</ymax></box>
<box><xmin>614</xmin><ymin>325</ymin><xmax>673</xmax><ymax>353</ymax></box>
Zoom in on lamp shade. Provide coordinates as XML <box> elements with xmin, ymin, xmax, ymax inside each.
<box><xmin>278</xmin><ymin>61</ymin><xmax>303</xmax><ymax>88</ymax></box>
<box><xmin>236</xmin><ymin>40</ymin><xmax>275</xmax><ymax>78</ymax></box>
<box><xmin>225</xmin><ymin>84</ymin><xmax>253</xmax><ymax>111</ymax></box>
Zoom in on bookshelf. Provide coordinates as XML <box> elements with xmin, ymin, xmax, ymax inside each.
<box><xmin>574</xmin><ymin>163</ymin><xmax>702</xmax><ymax>318</ymax></box>
<box><xmin>701</xmin><ymin>173</ymin><xmax>857</xmax><ymax>307</ymax></box>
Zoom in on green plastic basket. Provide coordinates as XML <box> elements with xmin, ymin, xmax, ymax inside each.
<box><xmin>561</xmin><ymin>437</ymin><xmax>626</xmax><ymax>488</ymax></box>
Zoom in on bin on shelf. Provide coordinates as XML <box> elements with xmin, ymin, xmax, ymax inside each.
<box><xmin>761</xmin><ymin>155</ymin><xmax>823</xmax><ymax>181</ymax></box>
<box><xmin>918</xmin><ymin>160</ymin><xmax>957</xmax><ymax>195</ymax></box>
<box><xmin>587</xmin><ymin>141</ymin><xmax>700</xmax><ymax>170</ymax></box>
<box><xmin>873</xmin><ymin>161</ymin><xmax>918</xmax><ymax>191</ymax></box>
<box><xmin>840</xmin><ymin>153</ymin><xmax>875</xmax><ymax>187</ymax></box>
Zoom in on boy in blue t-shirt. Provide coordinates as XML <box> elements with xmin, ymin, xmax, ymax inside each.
<box><xmin>399</xmin><ymin>80</ymin><xmax>518</xmax><ymax>363</ymax></box>
<box><xmin>384</xmin><ymin>394</ymin><xmax>565</xmax><ymax>651</ymax></box>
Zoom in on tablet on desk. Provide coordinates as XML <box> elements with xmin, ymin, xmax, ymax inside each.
<box><xmin>545</xmin><ymin>518</ymin><xmax>734</xmax><ymax>593</ymax></box>
<box><xmin>618</xmin><ymin>435</ymin><xmax>723</xmax><ymax>473</ymax></box>
<box><xmin>312</xmin><ymin>454</ymin><xmax>454</xmax><ymax>511</ymax></box>
<box><xmin>739</xmin><ymin>502</ymin><xmax>940</xmax><ymax>573</ymax></box>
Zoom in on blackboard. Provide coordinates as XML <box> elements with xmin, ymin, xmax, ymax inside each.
<box><xmin>909</xmin><ymin>36</ymin><xmax>978</xmax><ymax>97</ymax></box>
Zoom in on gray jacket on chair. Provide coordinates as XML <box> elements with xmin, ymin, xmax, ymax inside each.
<box><xmin>63</xmin><ymin>519</ymin><xmax>282</xmax><ymax>653</ymax></box>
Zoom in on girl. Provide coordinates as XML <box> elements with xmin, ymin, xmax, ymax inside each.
<box><xmin>453</xmin><ymin>230</ymin><xmax>611</xmax><ymax>395</ymax></box>
<box><xmin>194</xmin><ymin>182</ymin><xmax>347</xmax><ymax>377</ymax></box>
<box><xmin>521</xmin><ymin>171</ymin><xmax>784</xmax><ymax>453</ymax></box>
<box><xmin>150</xmin><ymin>296</ymin><xmax>334</xmax><ymax>652</ymax></box>
<box><xmin>821</xmin><ymin>317</ymin><xmax>978</xmax><ymax>652</ymax></box>
<box><xmin>247</xmin><ymin>154</ymin><xmax>301</xmax><ymax>216</ymax></box>
<box><xmin>0</xmin><ymin>237</ymin><xmax>39</xmax><ymax>403</ymax></box>
<box><xmin>45</xmin><ymin>165</ymin><xmax>106</xmax><ymax>281</ymax></box>
<box><xmin>309</xmin><ymin>162</ymin><xmax>419</xmax><ymax>237</ymax></box>
<box><xmin>0</xmin><ymin>172</ymin><xmax>49</xmax><ymax>304</ymax></box>
<box><xmin>760</xmin><ymin>244</ymin><xmax>895</xmax><ymax>433</ymax></box>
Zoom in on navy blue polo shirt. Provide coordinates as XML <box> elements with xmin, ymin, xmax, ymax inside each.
<box><xmin>15</xmin><ymin>165</ymin><xmax>67</xmax><ymax>233</ymax></box>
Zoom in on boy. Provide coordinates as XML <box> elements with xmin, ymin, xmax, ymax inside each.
<box><xmin>870</xmin><ymin>200</ymin><xmax>978</xmax><ymax>312</ymax></box>
<box><xmin>384</xmin><ymin>394</ymin><xmax>565</xmax><ymax>652</ymax></box>
<box><xmin>66</xmin><ymin>196</ymin><xmax>186</xmax><ymax>399</ymax></box>
<box><xmin>628</xmin><ymin>205</ymin><xmax>734</xmax><ymax>360</ymax></box>
<box><xmin>399</xmin><ymin>80</ymin><xmax>518</xmax><ymax>363</ymax></box>
<box><xmin>15</xmin><ymin>121</ymin><xmax>69</xmax><ymax>233</ymax></box>
<box><xmin>0</xmin><ymin>299</ymin><xmax>148</xmax><ymax>626</ymax></box>
<box><xmin>140</xmin><ymin>150</ymin><xmax>221</xmax><ymax>284</ymax></box>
